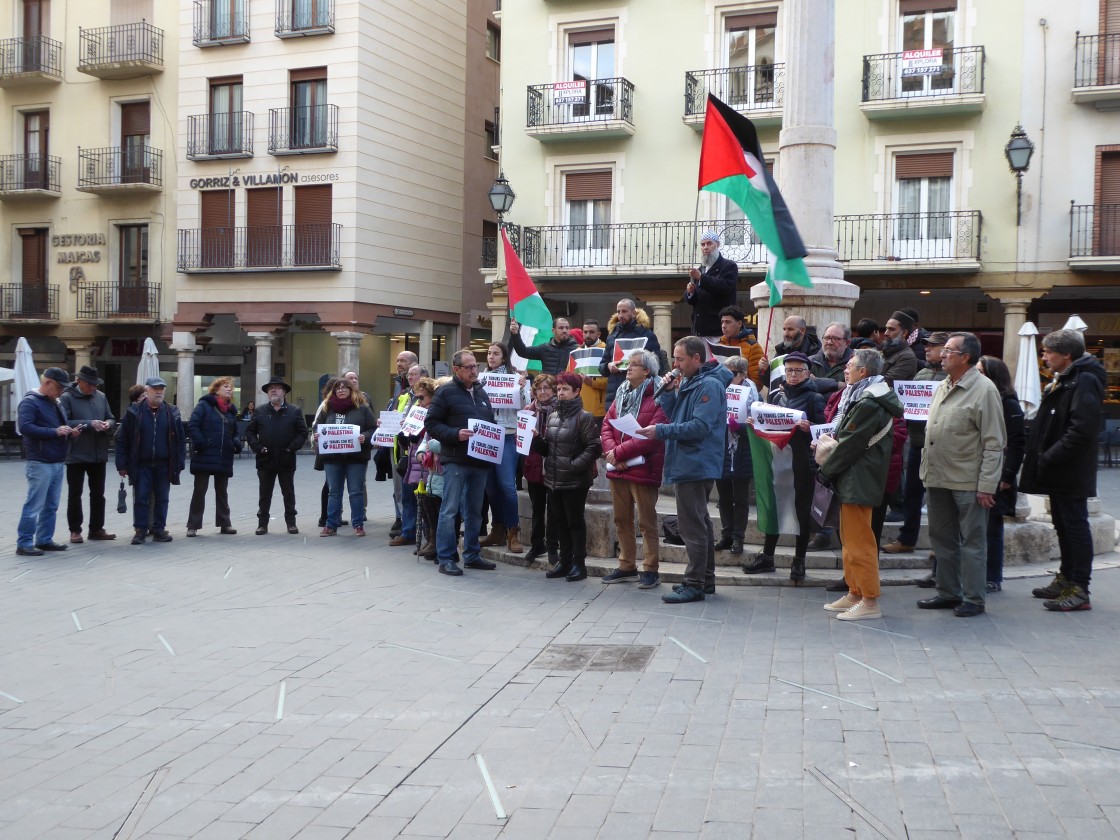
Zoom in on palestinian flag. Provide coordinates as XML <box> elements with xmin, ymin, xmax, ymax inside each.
<box><xmin>698</xmin><ymin>94</ymin><xmax>812</xmax><ymax>306</ymax></box>
<box><xmin>747</xmin><ymin>426</ymin><xmax>801</xmax><ymax>536</ymax></box>
<box><xmin>503</xmin><ymin>228</ymin><xmax>549</xmax><ymax>372</ymax></box>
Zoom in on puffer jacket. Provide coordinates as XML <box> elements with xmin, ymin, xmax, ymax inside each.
<box><xmin>424</xmin><ymin>377</ymin><xmax>496</xmax><ymax>466</ymax></box>
<box><xmin>599</xmin><ymin>308</ymin><xmax>663</xmax><ymax>407</ymax></box>
<box><xmin>768</xmin><ymin>378</ymin><xmax>826</xmax><ymax>425</ymax></box>
<box><xmin>59</xmin><ymin>384</ymin><xmax>115</xmax><ymax>464</ymax></box>
<box><xmin>720</xmin><ymin>327</ymin><xmax>766</xmax><ymax>389</ymax></box>
<box><xmin>656</xmin><ymin>361</ymin><xmax>733</xmax><ymax>484</ymax></box>
<box><xmin>535</xmin><ymin>396</ymin><xmax>602</xmax><ymax>491</ymax></box>
<box><xmin>1020</xmin><ymin>353</ymin><xmax>1105</xmax><ymax>498</ymax></box>
<box><xmin>600</xmin><ymin>384</ymin><xmax>667</xmax><ymax>487</ymax></box>
<box><xmin>820</xmin><ymin>381</ymin><xmax>904</xmax><ymax>506</ymax></box>
<box><xmin>188</xmin><ymin>394</ymin><xmax>242</xmax><ymax>476</ymax></box>
<box><xmin>17</xmin><ymin>390</ymin><xmax>69</xmax><ymax>463</ymax></box>
<box><xmin>509</xmin><ymin>331</ymin><xmax>579</xmax><ymax>376</ymax></box>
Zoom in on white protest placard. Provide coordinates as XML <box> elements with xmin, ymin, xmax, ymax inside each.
<box><xmin>612</xmin><ymin>337</ymin><xmax>648</xmax><ymax>370</ymax></box>
<box><xmin>893</xmin><ymin>380</ymin><xmax>938</xmax><ymax>422</ymax></box>
<box><xmin>726</xmin><ymin>382</ymin><xmax>758</xmax><ymax>424</ymax></box>
<box><xmin>810</xmin><ymin>422</ymin><xmax>837</xmax><ymax>442</ymax></box>
<box><xmin>481</xmin><ymin>371</ymin><xmax>521</xmax><ymax>409</ymax></box>
<box><xmin>515</xmin><ymin>410</ymin><xmax>536</xmax><ymax>456</ymax></box>
<box><xmin>749</xmin><ymin>401</ymin><xmax>805</xmax><ymax>433</ymax></box>
<box><xmin>400</xmin><ymin>404</ymin><xmax>428</xmax><ymax>437</ymax></box>
<box><xmin>373</xmin><ymin>410</ymin><xmax>402</xmax><ymax>448</ymax></box>
<box><xmin>318</xmin><ymin>424</ymin><xmax>361</xmax><ymax>454</ymax></box>
<box><xmin>467</xmin><ymin>419</ymin><xmax>505</xmax><ymax>465</ymax></box>
<box><xmin>569</xmin><ymin>347</ymin><xmax>605</xmax><ymax>376</ymax></box>
<box><xmin>769</xmin><ymin>354</ymin><xmax>787</xmax><ymax>385</ymax></box>
<box><xmin>608</xmin><ymin>412</ymin><xmax>644</xmax><ymax>437</ymax></box>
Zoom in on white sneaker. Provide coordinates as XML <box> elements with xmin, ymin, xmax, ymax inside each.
<box><xmin>824</xmin><ymin>594</ymin><xmax>859</xmax><ymax>612</ymax></box>
<box><xmin>836</xmin><ymin>601</ymin><xmax>882</xmax><ymax>621</ymax></box>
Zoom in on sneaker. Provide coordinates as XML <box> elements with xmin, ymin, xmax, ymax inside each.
<box><xmin>662</xmin><ymin>585</ymin><xmax>704</xmax><ymax>604</ymax></box>
<box><xmin>807</xmin><ymin>533</ymin><xmax>831</xmax><ymax>551</ymax></box>
<box><xmin>319</xmin><ymin>527</ymin><xmax>337</xmax><ymax>537</ymax></box>
<box><xmin>986</xmin><ymin>581</ymin><xmax>1002</xmax><ymax>593</ymax></box>
<box><xmin>353</xmin><ymin>525</ymin><xmax>366</xmax><ymax>537</ymax></box>
<box><xmin>741</xmin><ymin>552</ymin><xmax>775</xmax><ymax>574</ymax></box>
<box><xmin>836</xmin><ymin>601</ymin><xmax>882</xmax><ymax>621</ymax></box>
<box><xmin>824</xmin><ymin>594</ymin><xmax>859</xmax><ymax>612</ymax></box>
<box><xmin>1032</xmin><ymin>574</ymin><xmax>1068</xmax><ymax>600</ymax></box>
<box><xmin>602</xmin><ymin>569</ymin><xmax>639</xmax><ymax>584</ymax></box>
<box><xmin>186</xmin><ymin>529</ymin><xmax>197</xmax><ymax>538</ymax></box>
<box><xmin>673</xmin><ymin>583</ymin><xmax>715</xmax><ymax>595</ymax></box>
<box><xmin>882</xmin><ymin>540</ymin><xmax>915</xmax><ymax>554</ymax></box>
<box><xmin>1043</xmin><ymin>585</ymin><xmax>1091</xmax><ymax>612</ymax></box>
<box><xmin>637</xmin><ymin>572</ymin><xmax>661</xmax><ymax>589</ymax></box>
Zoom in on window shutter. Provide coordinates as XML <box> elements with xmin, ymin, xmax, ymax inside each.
<box><xmin>247</xmin><ymin>187</ymin><xmax>281</xmax><ymax>228</ymax></box>
<box><xmin>1101</xmin><ymin>152</ymin><xmax>1120</xmax><ymax>204</ymax></box>
<box><xmin>896</xmin><ymin>152</ymin><xmax>954</xmax><ymax>179</ymax></box>
<box><xmin>200</xmin><ymin>190</ymin><xmax>234</xmax><ymax>228</ymax></box>
<box><xmin>565</xmin><ymin>171</ymin><xmax>612</xmax><ymax>202</ymax></box>
<box><xmin>568</xmin><ymin>28</ymin><xmax>614</xmax><ymax>46</ymax></box>
<box><xmin>290</xmin><ymin>66</ymin><xmax>328</xmax><ymax>82</ymax></box>
<box><xmin>295</xmin><ymin>184</ymin><xmax>332</xmax><ymax>225</ymax></box>
<box><xmin>110</xmin><ymin>0</ymin><xmax>153</xmax><ymax>26</ymax></box>
<box><xmin>725</xmin><ymin>12</ymin><xmax>778</xmax><ymax>30</ymax></box>
<box><xmin>899</xmin><ymin>0</ymin><xmax>956</xmax><ymax>14</ymax></box>
<box><xmin>1107</xmin><ymin>0</ymin><xmax>1120</xmax><ymax>33</ymax></box>
<box><xmin>120</xmin><ymin>102</ymin><xmax>150</xmax><ymax>137</ymax></box>
<box><xmin>19</xmin><ymin>229</ymin><xmax>46</xmax><ymax>286</ymax></box>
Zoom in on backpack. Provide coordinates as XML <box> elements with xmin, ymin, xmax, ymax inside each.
<box><xmin>661</xmin><ymin>515</ymin><xmax>685</xmax><ymax>546</ymax></box>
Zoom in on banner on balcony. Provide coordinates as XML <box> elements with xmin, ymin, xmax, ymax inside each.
<box><xmin>503</xmin><ymin>229</ymin><xmax>551</xmax><ymax>373</ymax></box>
<box><xmin>901</xmin><ymin>49</ymin><xmax>945</xmax><ymax>77</ymax></box>
<box><xmin>698</xmin><ymin>94</ymin><xmax>812</xmax><ymax>306</ymax></box>
<box><xmin>552</xmin><ymin>80</ymin><xmax>587</xmax><ymax>104</ymax></box>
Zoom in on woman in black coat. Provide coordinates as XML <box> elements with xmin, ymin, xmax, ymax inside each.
<box><xmin>978</xmin><ymin>356</ymin><xmax>1026</xmax><ymax>591</ymax></box>
<box><xmin>186</xmin><ymin>376</ymin><xmax>242</xmax><ymax>536</ymax></box>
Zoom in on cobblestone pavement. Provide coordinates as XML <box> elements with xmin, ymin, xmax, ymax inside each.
<box><xmin>1</xmin><ymin>455</ymin><xmax>1119</xmax><ymax>839</ymax></box>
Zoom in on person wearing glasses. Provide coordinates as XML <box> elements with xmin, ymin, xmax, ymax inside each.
<box><xmin>424</xmin><ymin>349</ymin><xmax>499</xmax><ymax>577</ymax></box>
<box><xmin>311</xmin><ymin>377</ymin><xmax>376</xmax><ymax>537</ymax></box>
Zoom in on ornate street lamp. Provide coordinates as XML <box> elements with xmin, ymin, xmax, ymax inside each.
<box><xmin>487</xmin><ymin>171</ymin><xmax>516</xmax><ymax>222</ymax></box>
<box><xmin>1004</xmin><ymin>124</ymin><xmax>1035</xmax><ymax>226</ymax></box>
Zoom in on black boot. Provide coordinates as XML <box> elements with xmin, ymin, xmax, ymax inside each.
<box><xmin>566</xmin><ymin>559</ymin><xmax>588</xmax><ymax>582</ymax></box>
<box><xmin>545</xmin><ymin>557</ymin><xmax>572</xmax><ymax>579</ymax></box>
<box><xmin>525</xmin><ymin>544</ymin><xmax>547</xmax><ymax>563</ymax></box>
<box><xmin>790</xmin><ymin>557</ymin><xmax>806</xmax><ymax>584</ymax></box>
<box><xmin>713</xmin><ymin>535</ymin><xmax>733</xmax><ymax>551</ymax></box>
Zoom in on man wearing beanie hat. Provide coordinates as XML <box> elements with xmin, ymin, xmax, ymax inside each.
<box><xmin>880</xmin><ymin>311</ymin><xmax>918</xmax><ymax>385</ymax></box>
<box><xmin>16</xmin><ymin>368</ymin><xmax>81</xmax><ymax>555</ymax></box>
<box><xmin>686</xmin><ymin>230</ymin><xmax>739</xmax><ymax>339</ymax></box>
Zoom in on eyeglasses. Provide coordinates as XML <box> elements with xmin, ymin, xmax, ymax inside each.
<box><xmin>822</xmin><ymin>335</ymin><xmax>846</xmax><ymax>343</ymax></box>
<box><xmin>941</xmin><ymin>348</ymin><xmax>964</xmax><ymax>356</ymax></box>
<box><xmin>334</xmin><ymin>385</ymin><xmax>351</xmax><ymax>391</ymax></box>
<box><xmin>784</xmin><ymin>367</ymin><xmax>809</xmax><ymax>375</ymax></box>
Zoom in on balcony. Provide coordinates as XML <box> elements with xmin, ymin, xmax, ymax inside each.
<box><xmin>0</xmin><ymin>155</ymin><xmax>61</xmax><ymax>199</ymax></box>
<box><xmin>78</xmin><ymin>22</ymin><xmax>163</xmax><ymax>79</ymax></box>
<box><xmin>268</xmin><ymin>105</ymin><xmax>338</xmax><ymax>155</ymax></box>
<box><xmin>76</xmin><ymin>146</ymin><xmax>163</xmax><ymax>194</ymax></box>
<box><xmin>514</xmin><ymin>220</ymin><xmax>765</xmax><ymax>276</ymax></box>
<box><xmin>178</xmin><ymin>224</ymin><xmax>343</xmax><ymax>272</ymax></box>
<box><xmin>194</xmin><ymin>0</ymin><xmax>250</xmax><ymax>46</ymax></box>
<box><xmin>835</xmin><ymin>210</ymin><xmax>982</xmax><ymax>273</ymax></box>
<box><xmin>860</xmin><ymin>45</ymin><xmax>985</xmax><ymax>119</ymax></box>
<box><xmin>1070</xmin><ymin>204</ymin><xmax>1120</xmax><ymax>270</ymax></box>
<box><xmin>0</xmin><ymin>36</ymin><xmax>63</xmax><ymax>86</ymax></box>
<box><xmin>683</xmin><ymin>64</ymin><xmax>785</xmax><ymax>129</ymax></box>
<box><xmin>0</xmin><ymin>284</ymin><xmax>59</xmax><ymax>321</ymax></box>
<box><xmin>526</xmin><ymin>78</ymin><xmax>635</xmax><ymax>142</ymax></box>
<box><xmin>275</xmin><ymin>0</ymin><xmax>335</xmax><ymax>38</ymax></box>
<box><xmin>187</xmin><ymin>113</ymin><xmax>254</xmax><ymax>159</ymax></box>
<box><xmin>1072</xmin><ymin>33</ymin><xmax>1120</xmax><ymax>107</ymax></box>
<box><xmin>75</xmin><ymin>282</ymin><xmax>161</xmax><ymax>321</ymax></box>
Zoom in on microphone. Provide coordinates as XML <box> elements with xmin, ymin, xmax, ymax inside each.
<box><xmin>653</xmin><ymin>369</ymin><xmax>681</xmax><ymax>399</ymax></box>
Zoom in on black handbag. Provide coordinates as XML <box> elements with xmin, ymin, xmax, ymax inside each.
<box><xmin>117</xmin><ymin>480</ymin><xmax>128</xmax><ymax>514</ymax></box>
<box><xmin>810</xmin><ymin>475</ymin><xmax>840</xmax><ymax>529</ymax></box>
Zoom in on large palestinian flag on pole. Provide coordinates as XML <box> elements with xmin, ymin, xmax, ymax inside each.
<box><xmin>503</xmin><ymin>228</ymin><xmax>549</xmax><ymax>372</ymax></box>
<box><xmin>698</xmin><ymin>94</ymin><xmax>812</xmax><ymax>306</ymax></box>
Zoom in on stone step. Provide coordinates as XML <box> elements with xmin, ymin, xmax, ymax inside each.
<box><xmin>633</xmin><ymin>540</ymin><xmax>932</xmax><ymax>571</ymax></box>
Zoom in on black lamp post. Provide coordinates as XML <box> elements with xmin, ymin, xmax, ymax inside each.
<box><xmin>488</xmin><ymin>171</ymin><xmax>516</xmax><ymax>223</ymax></box>
<box><xmin>1004</xmin><ymin>124</ymin><xmax>1035</xmax><ymax>226</ymax></box>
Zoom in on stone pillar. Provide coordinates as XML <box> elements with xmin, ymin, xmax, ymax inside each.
<box><xmin>487</xmin><ymin>293</ymin><xmax>509</xmax><ymax>344</ymax></box>
<box><xmin>752</xmin><ymin>0</ymin><xmax>857</xmax><ymax>356</ymax></box>
<box><xmin>648</xmin><ymin>300</ymin><xmax>675</xmax><ymax>357</ymax></box>
<box><xmin>418</xmin><ymin>319</ymin><xmax>434</xmax><ymax>373</ymax></box>
<box><xmin>993</xmin><ymin>297</ymin><xmax>1030</xmax><ymax>379</ymax></box>
<box><xmin>331</xmin><ymin>331</ymin><xmax>363</xmax><ymax>376</ymax></box>
<box><xmin>248</xmin><ymin>332</ymin><xmax>274</xmax><ymax>396</ymax></box>
<box><xmin>65</xmin><ymin>343</ymin><xmax>96</xmax><ymax>375</ymax></box>
<box><xmin>170</xmin><ymin>330</ymin><xmax>199</xmax><ymax>414</ymax></box>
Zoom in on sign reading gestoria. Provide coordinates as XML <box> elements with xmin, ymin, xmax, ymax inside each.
<box><xmin>53</xmin><ymin>233</ymin><xmax>106</xmax><ymax>264</ymax></box>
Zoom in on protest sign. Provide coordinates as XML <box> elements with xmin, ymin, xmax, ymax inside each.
<box><xmin>481</xmin><ymin>372</ymin><xmax>521</xmax><ymax>409</ymax></box>
<box><xmin>318</xmin><ymin>424</ymin><xmax>361</xmax><ymax>454</ymax></box>
<box><xmin>568</xmin><ymin>347</ymin><xmax>605</xmax><ymax>376</ymax></box>
<box><xmin>515</xmin><ymin>410</ymin><xmax>536</xmax><ymax>456</ymax></box>
<box><xmin>612</xmin><ymin>337</ymin><xmax>647</xmax><ymax>369</ymax></box>
<box><xmin>810</xmin><ymin>422</ymin><xmax>837</xmax><ymax>442</ymax></box>
<box><xmin>373</xmin><ymin>411</ymin><xmax>402</xmax><ymax>448</ymax></box>
<box><xmin>893</xmin><ymin>380</ymin><xmax>937</xmax><ymax>421</ymax></box>
<box><xmin>467</xmin><ymin>419</ymin><xmax>505</xmax><ymax>464</ymax></box>
<box><xmin>725</xmin><ymin>382</ymin><xmax>757</xmax><ymax>424</ymax></box>
<box><xmin>400</xmin><ymin>405</ymin><xmax>428</xmax><ymax>437</ymax></box>
<box><xmin>707</xmin><ymin>342</ymin><xmax>741</xmax><ymax>361</ymax></box>
<box><xmin>749</xmin><ymin>401</ymin><xmax>805</xmax><ymax>433</ymax></box>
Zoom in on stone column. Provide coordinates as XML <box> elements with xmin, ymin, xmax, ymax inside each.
<box><xmin>331</xmin><ymin>331</ymin><xmax>363</xmax><ymax>376</ymax></box>
<box><xmin>994</xmin><ymin>297</ymin><xmax>1030</xmax><ymax>379</ymax></box>
<box><xmin>752</xmin><ymin>0</ymin><xmax>857</xmax><ymax>356</ymax></box>
<box><xmin>487</xmin><ymin>294</ymin><xmax>509</xmax><ymax>344</ymax></box>
<box><xmin>647</xmin><ymin>300</ymin><xmax>675</xmax><ymax>357</ymax></box>
<box><xmin>248</xmin><ymin>332</ymin><xmax>274</xmax><ymax>396</ymax></box>
<box><xmin>65</xmin><ymin>343</ymin><xmax>96</xmax><ymax>375</ymax></box>
<box><xmin>418</xmin><ymin>319</ymin><xmax>434</xmax><ymax>373</ymax></box>
<box><xmin>169</xmin><ymin>333</ymin><xmax>199</xmax><ymax>414</ymax></box>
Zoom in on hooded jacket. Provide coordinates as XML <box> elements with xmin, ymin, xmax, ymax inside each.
<box><xmin>17</xmin><ymin>390</ymin><xmax>69</xmax><ymax>463</ymax></box>
<box><xmin>1019</xmin><ymin>353</ymin><xmax>1105</xmax><ymax>498</ymax></box>
<box><xmin>188</xmin><ymin>393</ymin><xmax>243</xmax><ymax>476</ymax></box>
<box><xmin>820</xmin><ymin>382</ymin><xmax>905</xmax><ymax>506</ymax></box>
<box><xmin>720</xmin><ymin>326</ymin><xmax>766</xmax><ymax>389</ymax></box>
<box><xmin>685</xmin><ymin>253</ymin><xmax>738</xmax><ymax>336</ymax></box>
<box><xmin>59</xmin><ymin>384</ymin><xmax>116</xmax><ymax>464</ymax></box>
<box><xmin>655</xmin><ymin>361</ymin><xmax>733</xmax><ymax>484</ymax></box>
<box><xmin>599</xmin><ymin>307</ymin><xmax>663</xmax><ymax>407</ymax></box>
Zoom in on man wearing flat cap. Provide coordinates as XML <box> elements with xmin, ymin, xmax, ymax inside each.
<box><xmin>60</xmin><ymin>365</ymin><xmax>117</xmax><ymax>544</ymax></box>
<box><xmin>686</xmin><ymin>230</ymin><xmax>739</xmax><ymax>339</ymax></box>
<box><xmin>247</xmin><ymin>376</ymin><xmax>308</xmax><ymax>535</ymax></box>
<box><xmin>16</xmin><ymin>368</ymin><xmax>82</xmax><ymax>556</ymax></box>
<box><xmin>116</xmin><ymin>377</ymin><xmax>186</xmax><ymax>545</ymax></box>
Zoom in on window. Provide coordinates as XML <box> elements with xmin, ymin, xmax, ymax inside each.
<box><xmin>1098</xmin><ymin>149</ymin><xmax>1120</xmax><ymax>256</ymax></box>
<box><xmin>725</xmin><ymin>12</ymin><xmax>777</xmax><ymax>107</ymax></box>
<box><xmin>899</xmin><ymin>0</ymin><xmax>956</xmax><ymax>96</ymax></box>
<box><xmin>484</xmin><ymin>120</ymin><xmax>498</xmax><ymax>159</ymax></box>
<box><xmin>118</xmin><ymin>225</ymin><xmax>149</xmax><ymax>313</ymax></box>
<box><xmin>209</xmin><ymin>0</ymin><xmax>245</xmax><ymax>40</ymax></box>
<box><xmin>894</xmin><ymin>152</ymin><xmax>953</xmax><ymax>258</ymax></box>
<box><xmin>486</xmin><ymin>23</ymin><xmax>500</xmax><ymax>61</ymax></box>
<box><xmin>22</xmin><ymin>110</ymin><xmax>48</xmax><ymax>190</ymax></box>
<box><xmin>200</xmin><ymin>190</ymin><xmax>235</xmax><ymax>268</ymax></box>
<box><xmin>22</xmin><ymin>0</ymin><xmax>45</xmax><ymax>71</ymax></box>
<box><xmin>291</xmin><ymin>0</ymin><xmax>330</xmax><ymax>32</ymax></box>
<box><xmin>18</xmin><ymin>228</ymin><xmax>49</xmax><ymax>315</ymax></box>
<box><xmin>294</xmin><ymin>184</ymin><xmax>332</xmax><ymax>266</ymax></box>
<box><xmin>290</xmin><ymin>67</ymin><xmax>328</xmax><ymax>149</ymax></box>
<box><xmin>564</xmin><ymin>171</ymin><xmax>611</xmax><ymax>266</ymax></box>
<box><xmin>120</xmin><ymin>101</ymin><xmax>151</xmax><ymax>184</ymax></box>
<box><xmin>568</xmin><ymin>29</ymin><xmax>615</xmax><ymax>118</ymax></box>
<box><xmin>209</xmin><ymin>76</ymin><xmax>244</xmax><ymax>155</ymax></box>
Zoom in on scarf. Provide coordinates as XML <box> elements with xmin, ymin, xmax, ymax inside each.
<box><xmin>328</xmin><ymin>394</ymin><xmax>353</xmax><ymax>413</ymax></box>
<box><xmin>613</xmin><ymin>376</ymin><xmax>651</xmax><ymax>419</ymax></box>
<box><xmin>216</xmin><ymin>396</ymin><xmax>232</xmax><ymax>413</ymax></box>
<box><xmin>834</xmin><ymin>374</ymin><xmax>884</xmax><ymax>429</ymax></box>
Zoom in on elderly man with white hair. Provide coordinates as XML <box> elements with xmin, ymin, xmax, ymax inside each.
<box><xmin>686</xmin><ymin>230</ymin><xmax>739</xmax><ymax>340</ymax></box>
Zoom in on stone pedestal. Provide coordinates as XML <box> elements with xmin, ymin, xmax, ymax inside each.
<box><xmin>647</xmin><ymin>300</ymin><xmax>675</xmax><ymax>359</ymax></box>
<box><xmin>487</xmin><ymin>295</ymin><xmax>508</xmax><ymax>344</ymax></box>
<box><xmin>751</xmin><ymin>271</ymin><xmax>860</xmax><ymax>356</ymax></box>
<box><xmin>418</xmin><ymin>319</ymin><xmax>434</xmax><ymax>372</ymax></box>
<box><xmin>331</xmin><ymin>331</ymin><xmax>363</xmax><ymax>377</ymax></box>
<box><xmin>248</xmin><ymin>332</ymin><xmax>274</xmax><ymax>396</ymax></box>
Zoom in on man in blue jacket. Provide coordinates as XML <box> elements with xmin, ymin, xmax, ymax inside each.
<box><xmin>637</xmin><ymin>336</ymin><xmax>731</xmax><ymax>603</ymax></box>
<box><xmin>17</xmin><ymin>367</ymin><xmax>81</xmax><ymax>556</ymax></box>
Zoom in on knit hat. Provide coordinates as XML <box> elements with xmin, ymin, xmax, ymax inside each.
<box><xmin>889</xmin><ymin>310</ymin><xmax>916</xmax><ymax>333</ymax></box>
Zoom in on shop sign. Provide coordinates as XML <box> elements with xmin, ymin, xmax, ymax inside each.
<box><xmin>52</xmin><ymin>232</ymin><xmax>105</xmax><ymax>264</ymax></box>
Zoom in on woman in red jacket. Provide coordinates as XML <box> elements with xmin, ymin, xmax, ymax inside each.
<box><xmin>599</xmin><ymin>348</ymin><xmax>668</xmax><ymax>589</ymax></box>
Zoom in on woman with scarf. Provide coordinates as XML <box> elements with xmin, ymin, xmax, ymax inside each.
<box><xmin>312</xmin><ymin>377</ymin><xmax>376</xmax><ymax>536</ymax></box>
<box><xmin>599</xmin><ymin>349</ymin><xmax>667</xmax><ymax>588</ymax></box>
<box><xmin>478</xmin><ymin>342</ymin><xmax>531</xmax><ymax>554</ymax></box>
<box><xmin>523</xmin><ymin>374</ymin><xmax>559</xmax><ymax>566</ymax></box>
<box><xmin>817</xmin><ymin>348</ymin><xmax>904</xmax><ymax>620</ymax></box>
<box><xmin>186</xmin><ymin>376</ymin><xmax>243</xmax><ymax>537</ymax></box>
<box><xmin>532</xmin><ymin>372</ymin><xmax>602</xmax><ymax>581</ymax></box>
<box><xmin>742</xmin><ymin>351</ymin><xmax>825</xmax><ymax>583</ymax></box>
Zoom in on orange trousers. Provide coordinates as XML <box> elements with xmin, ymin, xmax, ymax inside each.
<box><xmin>839</xmin><ymin>503</ymin><xmax>880</xmax><ymax>599</ymax></box>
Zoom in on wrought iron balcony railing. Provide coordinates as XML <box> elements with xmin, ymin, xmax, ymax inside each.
<box><xmin>187</xmin><ymin>112</ymin><xmax>254</xmax><ymax>159</ymax></box>
<box><xmin>481</xmin><ymin>225</ymin><xmax>521</xmax><ymax>269</ymax></box>
<box><xmin>77</xmin><ymin>146</ymin><xmax>163</xmax><ymax>189</ymax></box>
<box><xmin>1070</xmin><ymin>204</ymin><xmax>1120</xmax><ymax>258</ymax></box>
<box><xmin>78</xmin><ymin>22</ymin><xmax>164</xmax><ymax>73</ymax></box>
<box><xmin>835</xmin><ymin>210</ymin><xmax>982</xmax><ymax>263</ymax></box>
<box><xmin>268</xmin><ymin>104</ymin><xmax>338</xmax><ymax>154</ymax></box>
<box><xmin>862</xmin><ymin>45</ymin><xmax>984</xmax><ymax>102</ymax></box>
<box><xmin>1074</xmin><ymin>33</ymin><xmax>1120</xmax><ymax>88</ymax></box>
<box><xmin>0</xmin><ymin>283</ymin><xmax>59</xmax><ymax>320</ymax></box>
<box><xmin>684</xmin><ymin>64</ymin><xmax>785</xmax><ymax>117</ymax></box>
<box><xmin>517</xmin><ymin>220</ymin><xmax>764</xmax><ymax>270</ymax></box>
<box><xmin>527</xmin><ymin>77</ymin><xmax>634</xmax><ymax>129</ymax></box>
<box><xmin>194</xmin><ymin>0</ymin><xmax>250</xmax><ymax>45</ymax></box>
<box><xmin>178</xmin><ymin>224</ymin><xmax>342</xmax><ymax>271</ymax></box>
<box><xmin>76</xmin><ymin>282</ymin><xmax>161</xmax><ymax>320</ymax></box>
<box><xmin>0</xmin><ymin>35</ymin><xmax>63</xmax><ymax>81</ymax></box>
<box><xmin>0</xmin><ymin>154</ymin><xmax>61</xmax><ymax>194</ymax></box>
<box><xmin>275</xmin><ymin>0</ymin><xmax>335</xmax><ymax>37</ymax></box>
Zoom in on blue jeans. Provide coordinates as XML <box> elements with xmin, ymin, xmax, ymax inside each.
<box><xmin>18</xmin><ymin>461</ymin><xmax>64</xmax><ymax>548</ymax></box>
<box><xmin>484</xmin><ymin>434</ymin><xmax>519</xmax><ymax>526</ymax></box>
<box><xmin>437</xmin><ymin>462</ymin><xmax>489</xmax><ymax>565</ymax></box>
<box><xmin>326</xmin><ymin>461</ymin><xmax>367</xmax><ymax>528</ymax></box>
<box><xmin>401</xmin><ymin>482</ymin><xmax>418</xmax><ymax>539</ymax></box>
